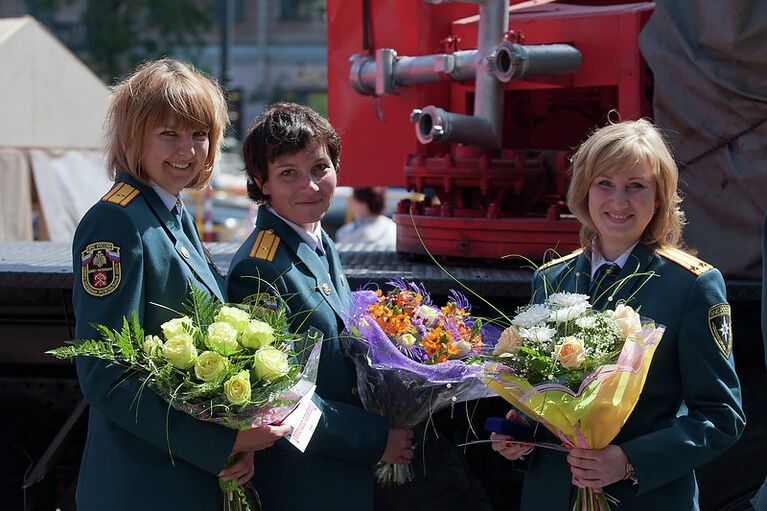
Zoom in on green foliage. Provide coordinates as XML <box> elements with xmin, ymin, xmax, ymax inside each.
<box><xmin>35</xmin><ymin>0</ymin><xmax>213</xmax><ymax>83</ymax></box>
<box><xmin>47</xmin><ymin>285</ymin><xmax>322</xmax><ymax>431</ymax></box>
<box><xmin>184</xmin><ymin>283</ymin><xmax>222</xmax><ymax>328</ymax></box>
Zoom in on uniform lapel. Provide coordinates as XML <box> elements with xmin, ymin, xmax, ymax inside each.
<box><xmin>322</xmin><ymin>230</ymin><xmax>352</xmax><ymax>317</ymax></box>
<box><xmin>258</xmin><ymin>209</ymin><xmax>348</xmax><ymax>320</ymax></box>
<box><xmin>179</xmin><ymin>208</ymin><xmax>225</xmax><ymax>302</ymax></box>
<box><xmin>572</xmin><ymin>253</ymin><xmax>592</xmax><ymax>296</ymax></box>
<box><xmin>608</xmin><ymin>243</ymin><xmax>657</xmax><ymax>307</ymax></box>
<box><xmin>120</xmin><ymin>175</ymin><xmax>224</xmax><ymax>302</ymax></box>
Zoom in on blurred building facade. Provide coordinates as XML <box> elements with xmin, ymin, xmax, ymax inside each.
<box><xmin>0</xmin><ymin>0</ymin><xmax>328</xmax><ymax>139</ymax></box>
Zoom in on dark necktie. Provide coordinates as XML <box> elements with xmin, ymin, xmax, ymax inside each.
<box><xmin>316</xmin><ymin>245</ymin><xmax>330</xmax><ymax>273</ymax></box>
<box><xmin>590</xmin><ymin>263</ymin><xmax>620</xmax><ymax>305</ymax></box>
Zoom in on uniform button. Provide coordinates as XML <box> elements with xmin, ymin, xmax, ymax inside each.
<box><xmin>351</xmin><ymin>387</ymin><xmax>358</xmax><ymax>396</ymax></box>
<box><xmin>180</xmin><ymin>247</ymin><xmax>190</xmax><ymax>259</ymax></box>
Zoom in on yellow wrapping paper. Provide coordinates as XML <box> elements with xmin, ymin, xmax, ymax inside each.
<box><xmin>483</xmin><ymin>325</ymin><xmax>664</xmax><ymax>450</ymax></box>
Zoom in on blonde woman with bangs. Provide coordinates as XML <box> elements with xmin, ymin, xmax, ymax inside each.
<box><xmin>491</xmin><ymin>119</ymin><xmax>745</xmax><ymax>510</ymax></box>
<box><xmin>71</xmin><ymin>59</ymin><xmax>289</xmax><ymax>510</ymax></box>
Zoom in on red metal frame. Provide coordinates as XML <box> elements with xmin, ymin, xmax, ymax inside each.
<box><xmin>327</xmin><ymin>1</ymin><xmax>655</xmax><ymax>260</ymax></box>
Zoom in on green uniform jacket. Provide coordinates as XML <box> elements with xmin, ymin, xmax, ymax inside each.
<box><xmin>72</xmin><ymin>174</ymin><xmax>235</xmax><ymax>510</ymax></box>
<box><xmin>226</xmin><ymin>207</ymin><xmax>389</xmax><ymax>510</ymax></box>
<box><xmin>751</xmin><ymin>212</ymin><xmax>767</xmax><ymax>511</ymax></box>
<box><xmin>520</xmin><ymin>243</ymin><xmax>745</xmax><ymax>510</ymax></box>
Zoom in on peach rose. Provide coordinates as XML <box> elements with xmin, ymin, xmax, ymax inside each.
<box><xmin>555</xmin><ymin>336</ymin><xmax>586</xmax><ymax>369</ymax></box>
<box><xmin>612</xmin><ymin>304</ymin><xmax>642</xmax><ymax>340</ymax></box>
<box><xmin>493</xmin><ymin>326</ymin><xmax>524</xmax><ymax>355</ymax></box>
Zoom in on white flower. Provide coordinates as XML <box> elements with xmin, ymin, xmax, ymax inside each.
<box><xmin>215</xmin><ymin>306</ymin><xmax>251</xmax><ymax>334</ymax></box>
<box><xmin>160</xmin><ymin>316</ymin><xmax>195</xmax><ymax>341</ymax></box>
<box><xmin>547</xmin><ymin>292</ymin><xmax>590</xmax><ymax>310</ymax></box>
<box><xmin>240</xmin><ymin>320</ymin><xmax>274</xmax><ymax>349</ymax></box>
<box><xmin>163</xmin><ymin>333</ymin><xmax>198</xmax><ymax>369</ymax></box>
<box><xmin>142</xmin><ymin>335</ymin><xmax>164</xmax><ymax>357</ymax></box>
<box><xmin>396</xmin><ymin>333</ymin><xmax>417</xmax><ymax>347</ymax></box>
<box><xmin>493</xmin><ymin>326</ymin><xmax>524</xmax><ymax>355</ymax></box>
<box><xmin>550</xmin><ymin>302</ymin><xmax>591</xmax><ymax>323</ymax></box>
<box><xmin>611</xmin><ymin>304</ymin><xmax>643</xmax><ymax>340</ymax></box>
<box><xmin>519</xmin><ymin>325</ymin><xmax>556</xmax><ymax>345</ymax></box>
<box><xmin>512</xmin><ymin>304</ymin><xmax>552</xmax><ymax>328</ymax></box>
<box><xmin>415</xmin><ymin>305</ymin><xmax>440</xmax><ymax>327</ymax></box>
<box><xmin>575</xmin><ymin>315</ymin><xmax>598</xmax><ymax>329</ymax></box>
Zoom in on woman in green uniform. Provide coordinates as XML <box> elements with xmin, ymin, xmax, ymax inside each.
<box><xmin>72</xmin><ymin>59</ymin><xmax>289</xmax><ymax>510</ymax></box>
<box><xmin>227</xmin><ymin>102</ymin><xmax>414</xmax><ymax>510</ymax></box>
<box><xmin>491</xmin><ymin>119</ymin><xmax>745</xmax><ymax>510</ymax></box>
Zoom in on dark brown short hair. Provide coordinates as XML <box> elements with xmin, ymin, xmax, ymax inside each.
<box><xmin>242</xmin><ymin>102</ymin><xmax>341</xmax><ymax>204</ymax></box>
<box><xmin>353</xmin><ymin>187</ymin><xmax>386</xmax><ymax>215</ymax></box>
<box><xmin>105</xmin><ymin>58</ymin><xmax>228</xmax><ymax>189</ymax></box>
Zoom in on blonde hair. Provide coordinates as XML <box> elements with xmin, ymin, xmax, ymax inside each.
<box><xmin>567</xmin><ymin>118</ymin><xmax>685</xmax><ymax>252</ymax></box>
<box><xmin>105</xmin><ymin>58</ymin><xmax>228</xmax><ymax>189</ymax></box>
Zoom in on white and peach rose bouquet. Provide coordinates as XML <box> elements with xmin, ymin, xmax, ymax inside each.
<box><xmin>482</xmin><ymin>292</ymin><xmax>665</xmax><ymax>511</ymax></box>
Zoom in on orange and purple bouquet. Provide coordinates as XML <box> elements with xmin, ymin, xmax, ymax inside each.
<box><xmin>345</xmin><ymin>280</ymin><xmax>491</xmax><ymax>486</ymax></box>
<box><xmin>363</xmin><ymin>281</ymin><xmax>485</xmax><ymax>364</ymax></box>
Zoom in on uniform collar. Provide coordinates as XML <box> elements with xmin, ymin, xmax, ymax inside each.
<box><xmin>590</xmin><ymin>241</ymin><xmax>640</xmax><ymax>279</ymax></box>
<box><xmin>266</xmin><ymin>206</ymin><xmax>325</xmax><ymax>254</ymax></box>
<box><xmin>148</xmin><ymin>180</ymin><xmax>181</xmax><ymax>213</ymax></box>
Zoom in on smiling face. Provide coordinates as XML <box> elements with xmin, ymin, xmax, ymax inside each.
<box><xmin>259</xmin><ymin>142</ymin><xmax>337</xmax><ymax>231</ymax></box>
<box><xmin>141</xmin><ymin>113</ymin><xmax>210</xmax><ymax>196</ymax></box>
<box><xmin>588</xmin><ymin>163</ymin><xmax>659</xmax><ymax>260</ymax></box>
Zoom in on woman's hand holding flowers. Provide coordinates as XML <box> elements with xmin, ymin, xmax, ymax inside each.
<box><xmin>490</xmin><ymin>410</ymin><xmax>534</xmax><ymax>461</ymax></box>
<box><xmin>567</xmin><ymin>445</ymin><xmax>629</xmax><ymax>488</ymax></box>
<box><xmin>231</xmin><ymin>424</ymin><xmax>293</xmax><ymax>454</ymax></box>
<box><xmin>380</xmin><ymin>427</ymin><xmax>415</xmax><ymax>464</ymax></box>
<box><xmin>219</xmin><ymin>451</ymin><xmax>256</xmax><ymax>485</ymax></box>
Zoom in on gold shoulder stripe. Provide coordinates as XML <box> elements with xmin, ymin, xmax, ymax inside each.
<box><xmin>249</xmin><ymin>230</ymin><xmax>280</xmax><ymax>262</ymax></box>
<box><xmin>657</xmin><ymin>247</ymin><xmax>712</xmax><ymax>276</ymax></box>
<box><xmin>101</xmin><ymin>182</ymin><xmax>140</xmax><ymax>207</ymax></box>
<box><xmin>539</xmin><ymin>248</ymin><xmax>583</xmax><ymax>270</ymax></box>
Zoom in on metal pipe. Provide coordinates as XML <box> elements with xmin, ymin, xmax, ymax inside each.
<box><xmin>411</xmin><ymin>105</ymin><xmax>497</xmax><ymax>147</ymax></box>
<box><xmin>490</xmin><ymin>41</ymin><xmax>582</xmax><ymax>82</ymax></box>
<box><xmin>351</xmin><ymin>0</ymin><xmax>580</xmax><ymax>148</ymax></box>
<box><xmin>350</xmin><ymin>41</ymin><xmax>581</xmax><ymax>95</ymax></box>
<box><xmin>350</xmin><ymin>49</ymin><xmax>479</xmax><ymax>96</ymax></box>
<box><xmin>473</xmin><ymin>0</ymin><xmax>508</xmax><ymax>148</ymax></box>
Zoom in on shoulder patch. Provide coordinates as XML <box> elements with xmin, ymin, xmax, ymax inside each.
<box><xmin>539</xmin><ymin>249</ymin><xmax>583</xmax><ymax>270</ymax></box>
<box><xmin>101</xmin><ymin>182</ymin><xmax>140</xmax><ymax>207</ymax></box>
<box><xmin>656</xmin><ymin>247</ymin><xmax>712</xmax><ymax>276</ymax></box>
<box><xmin>249</xmin><ymin>230</ymin><xmax>280</xmax><ymax>262</ymax></box>
<box><xmin>80</xmin><ymin>241</ymin><xmax>122</xmax><ymax>296</ymax></box>
<box><xmin>708</xmin><ymin>303</ymin><xmax>732</xmax><ymax>358</ymax></box>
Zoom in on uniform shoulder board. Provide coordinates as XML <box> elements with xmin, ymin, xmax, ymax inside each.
<box><xmin>539</xmin><ymin>248</ymin><xmax>583</xmax><ymax>270</ymax></box>
<box><xmin>657</xmin><ymin>247</ymin><xmax>712</xmax><ymax>276</ymax></box>
<box><xmin>249</xmin><ymin>229</ymin><xmax>280</xmax><ymax>262</ymax></box>
<box><xmin>101</xmin><ymin>182</ymin><xmax>140</xmax><ymax>207</ymax></box>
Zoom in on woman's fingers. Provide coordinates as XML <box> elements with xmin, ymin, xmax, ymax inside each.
<box><xmin>490</xmin><ymin>432</ymin><xmax>533</xmax><ymax>460</ymax></box>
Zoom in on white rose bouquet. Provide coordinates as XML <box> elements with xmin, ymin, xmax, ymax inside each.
<box><xmin>483</xmin><ymin>293</ymin><xmax>665</xmax><ymax>511</ymax></box>
<box><xmin>48</xmin><ymin>286</ymin><xmax>322</xmax><ymax>511</ymax></box>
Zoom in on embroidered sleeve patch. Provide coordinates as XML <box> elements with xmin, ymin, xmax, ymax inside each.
<box><xmin>81</xmin><ymin>242</ymin><xmax>121</xmax><ymax>296</ymax></box>
<box><xmin>708</xmin><ymin>303</ymin><xmax>732</xmax><ymax>357</ymax></box>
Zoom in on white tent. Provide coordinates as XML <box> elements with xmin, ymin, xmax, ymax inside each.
<box><xmin>0</xmin><ymin>16</ymin><xmax>111</xmax><ymax>241</ymax></box>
